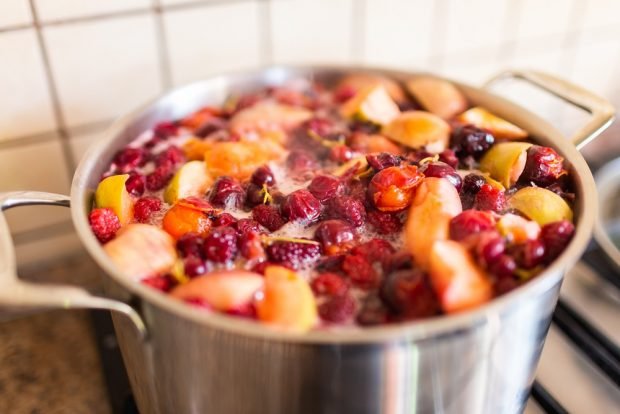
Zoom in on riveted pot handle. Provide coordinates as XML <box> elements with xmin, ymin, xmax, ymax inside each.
<box><xmin>0</xmin><ymin>191</ymin><xmax>146</xmax><ymax>339</ymax></box>
<box><xmin>484</xmin><ymin>70</ymin><xmax>615</xmax><ymax>150</ymax></box>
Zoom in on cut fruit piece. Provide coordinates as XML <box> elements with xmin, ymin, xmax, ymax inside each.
<box><xmin>204</xmin><ymin>140</ymin><xmax>284</xmax><ymax>181</ymax></box>
<box><xmin>104</xmin><ymin>224</ymin><xmax>177</xmax><ymax>279</ymax></box>
<box><xmin>332</xmin><ymin>155</ymin><xmax>369</xmax><ymax>177</ymax></box>
<box><xmin>340</xmin><ymin>85</ymin><xmax>401</xmax><ymax>126</ymax></box>
<box><xmin>162</xmin><ymin>202</ymin><xmax>212</xmax><ymax>239</ymax></box>
<box><xmin>171</xmin><ymin>270</ymin><xmax>264</xmax><ymax>311</ymax></box>
<box><xmin>457</xmin><ymin>107</ymin><xmax>527</xmax><ymax>139</ymax></box>
<box><xmin>256</xmin><ymin>265</ymin><xmax>318</xmax><ymax>331</ymax></box>
<box><xmin>479</xmin><ymin>142</ymin><xmax>532</xmax><ymax>188</ymax></box>
<box><xmin>405</xmin><ymin>177</ymin><xmax>463</xmax><ymax>269</ymax></box>
<box><xmin>164</xmin><ymin>161</ymin><xmax>213</xmax><ymax>204</ymax></box>
<box><xmin>183</xmin><ymin>138</ymin><xmax>214</xmax><ymax>161</ymax></box>
<box><xmin>405</xmin><ymin>77</ymin><xmax>467</xmax><ymax>119</ymax></box>
<box><xmin>336</xmin><ymin>73</ymin><xmax>407</xmax><ymax>103</ymax></box>
<box><xmin>497</xmin><ymin>213</ymin><xmax>541</xmax><ymax>244</ymax></box>
<box><xmin>230</xmin><ymin>102</ymin><xmax>312</xmax><ymax>134</ymax></box>
<box><xmin>383</xmin><ymin>111</ymin><xmax>450</xmax><ymax>153</ymax></box>
<box><xmin>429</xmin><ymin>240</ymin><xmax>493</xmax><ymax>313</ymax></box>
<box><xmin>95</xmin><ymin>174</ymin><xmax>134</xmax><ymax>226</ymax></box>
<box><xmin>348</xmin><ymin>133</ymin><xmax>404</xmax><ymax>155</ymax></box>
<box><xmin>507</xmin><ymin>187</ymin><xmax>573</xmax><ymax>226</ymax></box>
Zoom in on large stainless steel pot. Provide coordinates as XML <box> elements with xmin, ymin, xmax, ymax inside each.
<box><xmin>0</xmin><ymin>67</ymin><xmax>615</xmax><ymax>414</ymax></box>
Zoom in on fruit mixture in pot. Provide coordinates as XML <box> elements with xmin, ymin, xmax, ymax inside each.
<box><xmin>89</xmin><ymin>73</ymin><xmax>575</xmax><ymax>331</ymax></box>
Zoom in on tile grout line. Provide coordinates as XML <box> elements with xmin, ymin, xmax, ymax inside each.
<box><xmin>152</xmin><ymin>0</ymin><xmax>174</xmax><ymax>90</ymax></box>
<box><xmin>27</xmin><ymin>0</ymin><xmax>77</xmax><ymax>182</ymax></box>
<box><xmin>259</xmin><ymin>0</ymin><xmax>273</xmax><ymax>65</ymax></box>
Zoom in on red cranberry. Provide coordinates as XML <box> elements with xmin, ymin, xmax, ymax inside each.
<box><xmin>475</xmin><ymin>232</ymin><xmax>505</xmax><ymax>267</ymax></box>
<box><xmin>113</xmin><ymin>147</ymin><xmax>147</xmax><ymax>173</ymax></box>
<box><xmin>329</xmin><ymin>145</ymin><xmax>354</xmax><ymax>163</ymax></box>
<box><xmin>475</xmin><ymin>184</ymin><xmax>506</xmax><ymax>212</ymax></box>
<box><xmin>287</xmin><ymin>150</ymin><xmax>317</xmax><ymax>174</ymax></box>
<box><xmin>311</xmin><ymin>273</ymin><xmax>349</xmax><ymax>296</ymax></box>
<box><xmin>380</xmin><ymin>269</ymin><xmax>439</xmax><ymax>319</ymax></box>
<box><xmin>184</xmin><ymin>255</ymin><xmax>207</xmax><ymax>277</ymax></box>
<box><xmin>460</xmin><ymin>173</ymin><xmax>486</xmax><ymax>209</ymax></box>
<box><xmin>315</xmin><ymin>255</ymin><xmax>345</xmax><ymax>273</ymax></box>
<box><xmin>367</xmin><ymin>210</ymin><xmax>402</xmax><ymax>234</ymax></box>
<box><xmin>356</xmin><ymin>294</ymin><xmax>389</xmax><ymax>326</ymax></box>
<box><xmin>265</xmin><ymin>241</ymin><xmax>320</xmax><ymax>269</ymax></box>
<box><xmin>204</xmin><ymin>226</ymin><xmax>239</xmax><ymax>262</ymax></box>
<box><xmin>326</xmin><ymin>195</ymin><xmax>366</xmax><ymax>227</ymax></box>
<box><xmin>125</xmin><ymin>173</ymin><xmax>145</xmax><ymax>196</ymax></box>
<box><xmin>209</xmin><ymin>177</ymin><xmax>245</xmax><ymax>208</ymax></box>
<box><xmin>252</xmin><ymin>204</ymin><xmax>286</xmax><ymax>232</ymax></box>
<box><xmin>238</xmin><ymin>231</ymin><xmax>266</xmax><ymax>261</ymax></box>
<box><xmin>145</xmin><ymin>164</ymin><xmax>173</xmax><ymax>191</ymax></box>
<box><xmin>142</xmin><ymin>275</ymin><xmax>174</xmax><ymax>292</ymax></box>
<box><xmin>154</xmin><ymin>146</ymin><xmax>185</xmax><ymax>167</ymax></box>
<box><xmin>235</xmin><ymin>218</ymin><xmax>263</xmax><ymax>236</ymax></box>
<box><xmin>304</xmin><ymin>117</ymin><xmax>335</xmax><ymax>137</ymax></box>
<box><xmin>449</xmin><ymin>210</ymin><xmax>495</xmax><ymax>241</ymax></box>
<box><xmin>488</xmin><ymin>254</ymin><xmax>516</xmax><ymax>279</ymax></box>
<box><xmin>342</xmin><ymin>254</ymin><xmax>379</xmax><ymax>290</ymax></box>
<box><xmin>213</xmin><ymin>213</ymin><xmax>237</xmax><ymax>227</ymax></box>
<box><xmin>451</xmin><ymin>124</ymin><xmax>495</xmax><ymax>158</ymax></box>
<box><xmin>251</xmin><ymin>165</ymin><xmax>275</xmax><ymax>187</ymax></box>
<box><xmin>422</xmin><ymin>162</ymin><xmax>462</xmax><ymax>191</ymax></box>
<box><xmin>281</xmin><ymin>190</ymin><xmax>321</xmax><ymax>223</ymax></box>
<box><xmin>308</xmin><ymin>175</ymin><xmax>342</xmax><ymax>203</ymax></box>
<box><xmin>153</xmin><ymin>121</ymin><xmax>178</xmax><ymax>139</ymax></box>
<box><xmin>540</xmin><ymin>220</ymin><xmax>575</xmax><ymax>264</ymax></box>
<box><xmin>246</xmin><ymin>183</ymin><xmax>268</xmax><ymax>207</ymax></box>
<box><xmin>176</xmin><ymin>233</ymin><xmax>204</xmax><ymax>258</ymax></box>
<box><xmin>366</xmin><ymin>152</ymin><xmax>402</xmax><ymax>171</ymax></box>
<box><xmin>382</xmin><ymin>251</ymin><xmax>413</xmax><ymax>274</ymax></box>
<box><xmin>314</xmin><ymin>220</ymin><xmax>355</xmax><ymax>254</ymax></box>
<box><xmin>89</xmin><ymin>208</ymin><xmax>120</xmax><ymax>243</ymax></box>
<box><xmin>351</xmin><ymin>239</ymin><xmax>395</xmax><ymax>264</ymax></box>
<box><xmin>512</xmin><ymin>239</ymin><xmax>546</xmax><ymax>269</ymax></box>
<box><xmin>439</xmin><ymin>149</ymin><xmax>459</xmax><ymax>169</ymax></box>
<box><xmin>521</xmin><ymin>145</ymin><xmax>566</xmax><ymax>186</ymax></box>
<box><xmin>319</xmin><ymin>294</ymin><xmax>356</xmax><ymax>323</ymax></box>
<box><xmin>133</xmin><ymin>197</ymin><xmax>162</xmax><ymax>223</ymax></box>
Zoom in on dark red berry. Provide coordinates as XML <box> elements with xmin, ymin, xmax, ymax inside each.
<box><xmin>265</xmin><ymin>241</ymin><xmax>320</xmax><ymax>269</ymax></box>
<box><xmin>475</xmin><ymin>232</ymin><xmax>505</xmax><ymax>267</ymax></box>
<box><xmin>311</xmin><ymin>273</ymin><xmax>349</xmax><ymax>296</ymax></box>
<box><xmin>113</xmin><ymin>147</ymin><xmax>147</xmax><ymax>173</ymax></box>
<box><xmin>314</xmin><ymin>219</ymin><xmax>355</xmax><ymax>254</ymax></box>
<box><xmin>449</xmin><ymin>210</ymin><xmax>495</xmax><ymax>241</ymax></box>
<box><xmin>521</xmin><ymin>145</ymin><xmax>566</xmax><ymax>186</ymax></box>
<box><xmin>308</xmin><ymin>175</ymin><xmax>342</xmax><ymax>203</ymax></box>
<box><xmin>512</xmin><ymin>239</ymin><xmax>546</xmax><ymax>269</ymax></box>
<box><xmin>326</xmin><ymin>195</ymin><xmax>366</xmax><ymax>227</ymax></box>
<box><xmin>382</xmin><ymin>251</ymin><xmax>413</xmax><ymax>274</ymax></box>
<box><xmin>209</xmin><ymin>176</ymin><xmax>245</xmax><ymax>208</ymax></box>
<box><xmin>142</xmin><ymin>275</ymin><xmax>174</xmax><ymax>292</ymax></box>
<box><xmin>305</xmin><ymin>117</ymin><xmax>335</xmax><ymax>137</ymax></box>
<box><xmin>329</xmin><ymin>145</ymin><xmax>353</xmax><ymax>163</ymax></box>
<box><xmin>488</xmin><ymin>254</ymin><xmax>516</xmax><ymax>279</ymax></box>
<box><xmin>252</xmin><ymin>204</ymin><xmax>286</xmax><ymax>232</ymax></box>
<box><xmin>133</xmin><ymin>197</ymin><xmax>162</xmax><ymax>223</ymax></box>
<box><xmin>366</xmin><ymin>152</ymin><xmax>402</xmax><ymax>171</ymax></box>
<box><xmin>319</xmin><ymin>294</ymin><xmax>356</xmax><ymax>323</ymax></box>
<box><xmin>334</xmin><ymin>85</ymin><xmax>356</xmax><ymax>103</ymax></box>
<box><xmin>380</xmin><ymin>269</ymin><xmax>439</xmax><ymax>319</ymax></box>
<box><xmin>351</xmin><ymin>238</ymin><xmax>395</xmax><ymax>264</ymax></box>
<box><xmin>342</xmin><ymin>254</ymin><xmax>378</xmax><ymax>290</ymax></box>
<box><xmin>287</xmin><ymin>150</ymin><xmax>317</xmax><ymax>174</ymax></box>
<box><xmin>246</xmin><ymin>183</ymin><xmax>268</xmax><ymax>207</ymax></box>
<box><xmin>281</xmin><ymin>189</ymin><xmax>321</xmax><ymax>223</ymax></box>
<box><xmin>154</xmin><ymin>146</ymin><xmax>185</xmax><ymax>168</ymax></box>
<box><xmin>251</xmin><ymin>165</ymin><xmax>275</xmax><ymax>187</ymax></box>
<box><xmin>422</xmin><ymin>162</ymin><xmax>462</xmax><ymax>191</ymax></box>
<box><xmin>184</xmin><ymin>255</ymin><xmax>207</xmax><ymax>277</ymax></box>
<box><xmin>153</xmin><ymin>121</ymin><xmax>178</xmax><ymax>139</ymax></box>
<box><xmin>475</xmin><ymin>184</ymin><xmax>506</xmax><ymax>212</ymax></box>
<box><xmin>439</xmin><ymin>149</ymin><xmax>459</xmax><ymax>169</ymax></box>
<box><xmin>238</xmin><ymin>231</ymin><xmax>266</xmax><ymax>261</ymax></box>
<box><xmin>125</xmin><ymin>173</ymin><xmax>145</xmax><ymax>196</ymax></box>
<box><xmin>204</xmin><ymin>226</ymin><xmax>238</xmax><ymax>262</ymax></box>
<box><xmin>145</xmin><ymin>164</ymin><xmax>173</xmax><ymax>191</ymax></box>
<box><xmin>367</xmin><ymin>210</ymin><xmax>402</xmax><ymax>234</ymax></box>
<box><xmin>356</xmin><ymin>294</ymin><xmax>389</xmax><ymax>326</ymax></box>
<box><xmin>451</xmin><ymin>124</ymin><xmax>494</xmax><ymax>158</ymax></box>
<box><xmin>194</xmin><ymin>117</ymin><xmax>226</xmax><ymax>138</ymax></box>
<box><xmin>89</xmin><ymin>208</ymin><xmax>121</xmax><ymax>243</ymax></box>
<box><xmin>461</xmin><ymin>174</ymin><xmax>486</xmax><ymax>195</ymax></box>
<box><xmin>540</xmin><ymin>220</ymin><xmax>575</xmax><ymax>264</ymax></box>
<box><xmin>176</xmin><ymin>233</ymin><xmax>204</xmax><ymax>258</ymax></box>
<box><xmin>315</xmin><ymin>255</ymin><xmax>345</xmax><ymax>273</ymax></box>
<box><xmin>235</xmin><ymin>218</ymin><xmax>263</xmax><ymax>236</ymax></box>
<box><xmin>213</xmin><ymin>213</ymin><xmax>237</xmax><ymax>227</ymax></box>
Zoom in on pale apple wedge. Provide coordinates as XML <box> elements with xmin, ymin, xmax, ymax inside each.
<box><xmin>340</xmin><ymin>85</ymin><xmax>400</xmax><ymax>126</ymax></box>
<box><xmin>230</xmin><ymin>102</ymin><xmax>312</xmax><ymax>134</ymax></box>
<box><xmin>337</xmin><ymin>73</ymin><xmax>407</xmax><ymax>103</ymax></box>
<box><xmin>383</xmin><ymin>111</ymin><xmax>451</xmax><ymax>153</ymax></box>
<box><xmin>429</xmin><ymin>240</ymin><xmax>493</xmax><ymax>313</ymax></box>
<box><xmin>507</xmin><ymin>187</ymin><xmax>573</xmax><ymax>226</ymax></box>
<box><xmin>171</xmin><ymin>271</ymin><xmax>264</xmax><ymax>311</ymax></box>
<box><xmin>479</xmin><ymin>142</ymin><xmax>532</xmax><ymax>188</ymax></box>
<box><xmin>497</xmin><ymin>213</ymin><xmax>541</xmax><ymax>243</ymax></box>
<box><xmin>204</xmin><ymin>140</ymin><xmax>284</xmax><ymax>180</ymax></box>
<box><xmin>164</xmin><ymin>160</ymin><xmax>213</xmax><ymax>204</ymax></box>
<box><xmin>256</xmin><ymin>265</ymin><xmax>318</xmax><ymax>331</ymax></box>
<box><xmin>104</xmin><ymin>224</ymin><xmax>177</xmax><ymax>280</ymax></box>
<box><xmin>457</xmin><ymin>107</ymin><xmax>527</xmax><ymax>139</ymax></box>
<box><xmin>95</xmin><ymin>174</ymin><xmax>134</xmax><ymax>226</ymax></box>
<box><xmin>406</xmin><ymin>177</ymin><xmax>463</xmax><ymax>269</ymax></box>
<box><xmin>405</xmin><ymin>77</ymin><xmax>468</xmax><ymax>119</ymax></box>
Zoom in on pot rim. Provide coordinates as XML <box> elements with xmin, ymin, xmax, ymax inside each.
<box><xmin>70</xmin><ymin>64</ymin><xmax>596</xmax><ymax>344</ymax></box>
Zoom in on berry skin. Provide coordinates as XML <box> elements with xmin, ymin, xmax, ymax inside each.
<box><xmin>133</xmin><ymin>197</ymin><xmax>162</xmax><ymax>223</ymax></box>
<box><xmin>252</xmin><ymin>204</ymin><xmax>286</xmax><ymax>232</ymax></box>
<box><xmin>422</xmin><ymin>162</ymin><xmax>462</xmax><ymax>192</ymax></box>
<box><xmin>176</xmin><ymin>233</ymin><xmax>205</xmax><ymax>258</ymax></box>
<box><xmin>342</xmin><ymin>254</ymin><xmax>379</xmax><ymax>290</ymax></box>
<box><xmin>314</xmin><ymin>219</ymin><xmax>355</xmax><ymax>255</ymax></box>
<box><xmin>438</xmin><ymin>149</ymin><xmax>458</xmax><ymax>169</ymax></box>
<box><xmin>540</xmin><ymin>220</ymin><xmax>575</xmax><ymax>264</ymax></box>
<box><xmin>318</xmin><ymin>294</ymin><xmax>356</xmax><ymax>323</ymax></box>
<box><xmin>265</xmin><ymin>241</ymin><xmax>320</xmax><ymax>269</ymax></box>
<box><xmin>368</xmin><ymin>165</ymin><xmax>422</xmax><ymax>212</ymax></box>
<box><xmin>475</xmin><ymin>184</ymin><xmax>506</xmax><ymax>212</ymax></box>
<box><xmin>213</xmin><ymin>213</ymin><xmax>237</xmax><ymax>228</ymax></box>
<box><xmin>113</xmin><ymin>147</ymin><xmax>147</xmax><ymax>173</ymax></box>
<box><xmin>521</xmin><ymin>145</ymin><xmax>566</xmax><ymax>186</ymax></box>
<box><xmin>184</xmin><ymin>255</ymin><xmax>207</xmax><ymax>277</ymax></box>
<box><xmin>280</xmin><ymin>190</ymin><xmax>322</xmax><ymax>223</ymax></box>
<box><xmin>380</xmin><ymin>269</ymin><xmax>439</xmax><ymax>319</ymax></box>
<box><xmin>311</xmin><ymin>273</ymin><xmax>349</xmax><ymax>296</ymax></box>
<box><xmin>89</xmin><ymin>208</ymin><xmax>121</xmax><ymax>243</ymax></box>
<box><xmin>308</xmin><ymin>175</ymin><xmax>342</xmax><ymax>203</ymax></box>
<box><xmin>251</xmin><ymin>165</ymin><xmax>276</xmax><ymax>187</ymax></box>
<box><xmin>209</xmin><ymin>177</ymin><xmax>245</xmax><ymax>208</ymax></box>
<box><xmin>204</xmin><ymin>226</ymin><xmax>239</xmax><ymax>263</ymax></box>
<box><xmin>142</xmin><ymin>275</ymin><xmax>174</xmax><ymax>292</ymax></box>
<box><xmin>488</xmin><ymin>254</ymin><xmax>517</xmax><ymax>279</ymax></box>
<box><xmin>350</xmin><ymin>238</ymin><xmax>395</xmax><ymax>264</ymax></box>
<box><xmin>511</xmin><ymin>239</ymin><xmax>545</xmax><ymax>269</ymax></box>
<box><xmin>154</xmin><ymin>146</ymin><xmax>185</xmax><ymax>168</ymax></box>
<box><xmin>146</xmin><ymin>164</ymin><xmax>173</xmax><ymax>191</ymax></box>
<box><xmin>449</xmin><ymin>210</ymin><xmax>495</xmax><ymax>241</ymax></box>
<box><xmin>326</xmin><ymin>195</ymin><xmax>366</xmax><ymax>227</ymax></box>
<box><xmin>367</xmin><ymin>210</ymin><xmax>402</xmax><ymax>234</ymax></box>
<box><xmin>451</xmin><ymin>124</ymin><xmax>495</xmax><ymax>158</ymax></box>
<box><xmin>366</xmin><ymin>152</ymin><xmax>402</xmax><ymax>171</ymax></box>
<box><xmin>125</xmin><ymin>173</ymin><xmax>145</xmax><ymax>196</ymax></box>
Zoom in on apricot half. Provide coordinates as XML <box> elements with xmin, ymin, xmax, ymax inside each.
<box><xmin>383</xmin><ymin>111</ymin><xmax>450</xmax><ymax>153</ymax></box>
<box><xmin>405</xmin><ymin>77</ymin><xmax>467</xmax><ymax>119</ymax></box>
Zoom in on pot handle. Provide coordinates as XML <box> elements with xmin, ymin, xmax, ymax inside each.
<box><xmin>0</xmin><ymin>191</ymin><xmax>146</xmax><ymax>338</ymax></box>
<box><xmin>484</xmin><ymin>70</ymin><xmax>615</xmax><ymax>149</ymax></box>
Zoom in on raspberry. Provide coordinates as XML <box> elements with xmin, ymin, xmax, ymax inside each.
<box><xmin>133</xmin><ymin>197</ymin><xmax>162</xmax><ymax>223</ymax></box>
<box><xmin>113</xmin><ymin>147</ymin><xmax>147</xmax><ymax>173</ymax></box>
<box><xmin>125</xmin><ymin>173</ymin><xmax>145</xmax><ymax>196</ymax></box>
<box><xmin>449</xmin><ymin>210</ymin><xmax>495</xmax><ymax>241</ymax></box>
<box><xmin>252</xmin><ymin>204</ymin><xmax>286</xmax><ymax>232</ymax></box>
<box><xmin>153</xmin><ymin>121</ymin><xmax>178</xmax><ymax>139</ymax></box>
<box><xmin>265</xmin><ymin>241</ymin><xmax>320</xmax><ymax>269</ymax></box>
<box><xmin>311</xmin><ymin>273</ymin><xmax>349</xmax><ymax>296</ymax></box>
<box><xmin>367</xmin><ymin>210</ymin><xmax>402</xmax><ymax>234</ymax></box>
<box><xmin>342</xmin><ymin>254</ymin><xmax>378</xmax><ymax>290</ymax></box>
<box><xmin>89</xmin><ymin>208</ymin><xmax>121</xmax><ymax>243</ymax></box>
<box><xmin>318</xmin><ymin>294</ymin><xmax>356</xmax><ymax>323</ymax></box>
<box><xmin>326</xmin><ymin>195</ymin><xmax>366</xmax><ymax>227</ymax></box>
<box><xmin>184</xmin><ymin>255</ymin><xmax>207</xmax><ymax>277</ymax></box>
<box><xmin>204</xmin><ymin>226</ymin><xmax>239</xmax><ymax>263</ymax></box>
<box><xmin>176</xmin><ymin>233</ymin><xmax>205</xmax><ymax>258</ymax></box>
<box><xmin>475</xmin><ymin>184</ymin><xmax>506</xmax><ymax>212</ymax></box>
<box><xmin>154</xmin><ymin>146</ymin><xmax>185</xmax><ymax>168</ymax></box>
<box><xmin>145</xmin><ymin>164</ymin><xmax>173</xmax><ymax>191</ymax></box>
<box><xmin>350</xmin><ymin>239</ymin><xmax>395</xmax><ymax>264</ymax></box>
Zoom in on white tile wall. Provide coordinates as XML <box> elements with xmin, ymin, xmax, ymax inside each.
<box><xmin>35</xmin><ymin>0</ymin><xmax>150</xmax><ymax>22</ymax></box>
<box><xmin>69</xmin><ymin>129</ymin><xmax>106</xmax><ymax>162</ymax></box>
<box><xmin>515</xmin><ymin>0</ymin><xmax>576</xmax><ymax>41</ymax></box>
<box><xmin>0</xmin><ymin>0</ymin><xmax>32</xmax><ymax>27</ymax></box>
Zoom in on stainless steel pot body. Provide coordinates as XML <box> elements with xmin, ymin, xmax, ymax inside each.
<box><xmin>0</xmin><ymin>66</ymin><xmax>614</xmax><ymax>414</ymax></box>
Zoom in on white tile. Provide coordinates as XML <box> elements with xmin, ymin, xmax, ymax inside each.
<box><xmin>15</xmin><ymin>231</ymin><xmax>84</xmax><ymax>268</ymax></box>
<box><xmin>43</xmin><ymin>15</ymin><xmax>161</xmax><ymax>127</ymax></box>
<box><xmin>570</xmin><ymin>36</ymin><xmax>620</xmax><ymax>100</ymax></box>
<box><xmin>0</xmin><ymin>139</ymin><xmax>72</xmax><ymax>234</ymax></box>
<box><xmin>270</xmin><ymin>0</ymin><xmax>353</xmax><ymax>64</ymax></box>
<box><xmin>515</xmin><ymin>0</ymin><xmax>575</xmax><ymax>40</ymax></box>
<box><xmin>0</xmin><ymin>30</ymin><xmax>56</xmax><ymax>141</ymax></box>
<box><xmin>0</xmin><ymin>0</ymin><xmax>32</xmax><ymax>27</ymax></box>
<box><xmin>443</xmin><ymin>0</ymin><xmax>509</xmax><ymax>54</ymax></box>
<box><xmin>35</xmin><ymin>0</ymin><xmax>150</xmax><ymax>22</ymax></box>
<box><xmin>582</xmin><ymin>0</ymin><xmax>620</xmax><ymax>30</ymax></box>
<box><xmin>364</xmin><ymin>0</ymin><xmax>433</xmax><ymax>68</ymax></box>
<box><xmin>69</xmin><ymin>129</ymin><xmax>106</xmax><ymax>164</ymax></box>
<box><xmin>164</xmin><ymin>1</ymin><xmax>261</xmax><ymax>85</ymax></box>
<box><xmin>160</xmin><ymin>0</ymin><xmax>216</xmax><ymax>5</ymax></box>
<box><xmin>439</xmin><ymin>53</ymin><xmax>504</xmax><ymax>86</ymax></box>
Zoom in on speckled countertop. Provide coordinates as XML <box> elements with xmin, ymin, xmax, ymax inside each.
<box><xmin>0</xmin><ymin>253</ymin><xmax>112</xmax><ymax>414</ymax></box>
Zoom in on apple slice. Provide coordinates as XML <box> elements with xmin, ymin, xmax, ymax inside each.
<box><xmin>256</xmin><ymin>265</ymin><xmax>318</xmax><ymax>331</ymax></box>
<box><xmin>204</xmin><ymin>140</ymin><xmax>283</xmax><ymax>181</ymax></box>
<box><xmin>104</xmin><ymin>224</ymin><xmax>177</xmax><ymax>280</ymax></box>
<box><xmin>405</xmin><ymin>77</ymin><xmax>468</xmax><ymax>119</ymax></box>
<box><xmin>383</xmin><ymin>111</ymin><xmax>450</xmax><ymax>153</ymax></box>
<box><xmin>429</xmin><ymin>240</ymin><xmax>493</xmax><ymax>313</ymax></box>
<box><xmin>340</xmin><ymin>85</ymin><xmax>401</xmax><ymax>126</ymax></box>
<box><xmin>507</xmin><ymin>187</ymin><xmax>573</xmax><ymax>226</ymax></box>
<box><xmin>497</xmin><ymin>213</ymin><xmax>541</xmax><ymax>243</ymax></box>
<box><xmin>171</xmin><ymin>270</ymin><xmax>264</xmax><ymax>311</ymax></box>
<box><xmin>230</xmin><ymin>102</ymin><xmax>312</xmax><ymax>134</ymax></box>
<box><xmin>479</xmin><ymin>142</ymin><xmax>532</xmax><ymax>188</ymax></box>
<box><xmin>457</xmin><ymin>107</ymin><xmax>527</xmax><ymax>139</ymax></box>
<box><xmin>406</xmin><ymin>177</ymin><xmax>463</xmax><ymax>269</ymax></box>
<box><xmin>336</xmin><ymin>73</ymin><xmax>407</xmax><ymax>103</ymax></box>
<box><xmin>95</xmin><ymin>174</ymin><xmax>134</xmax><ymax>226</ymax></box>
<box><xmin>164</xmin><ymin>161</ymin><xmax>213</xmax><ymax>204</ymax></box>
